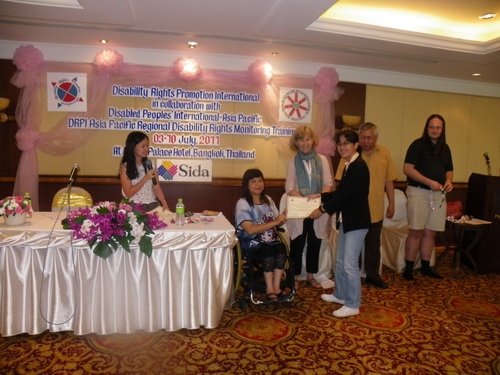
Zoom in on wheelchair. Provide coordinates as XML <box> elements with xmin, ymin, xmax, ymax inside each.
<box><xmin>233</xmin><ymin>229</ymin><xmax>295</xmax><ymax>309</ymax></box>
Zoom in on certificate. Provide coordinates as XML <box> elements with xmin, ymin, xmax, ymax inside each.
<box><xmin>286</xmin><ymin>196</ymin><xmax>321</xmax><ymax>219</ymax></box>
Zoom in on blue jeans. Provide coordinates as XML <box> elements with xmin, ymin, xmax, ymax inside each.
<box><xmin>334</xmin><ymin>224</ymin><xmax>368</xmax><ymax>309</ymax></box>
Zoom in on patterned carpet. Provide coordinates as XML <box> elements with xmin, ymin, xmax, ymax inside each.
<box><xmin>1</xmin><ymin>250</ymin><xmax>500</xmax><ymax>375</ymax></box>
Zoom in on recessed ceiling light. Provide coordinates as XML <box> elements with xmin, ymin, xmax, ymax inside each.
<box><xmin>478</xmin><ymin>13</ymin><xmax>496</xmax><ymax>20</ymax></box>
<box><xmin>472</xmin><ymin>73</ymin><xmax>482</xmax><ymax>77</ymax></box>
<box><xmin>100</xmin><ymin>39</ymin><xmax>108</xmax><ymax>44</ymax></box>
<box><xmin>187</xmin><ymin>41</ymin><xmax>198</xmax><ymax>49</ymax></box>
<box><xmin>271</xmin><ymin>52</ymin><xmax>278</xmax><ymax>56</ymax></box>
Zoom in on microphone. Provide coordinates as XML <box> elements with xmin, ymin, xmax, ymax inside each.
<box><xmin>483</xmin><ymin>153</ymin><xmax>492</xmax><ymax>176</ymax></box>
<box><xmin>144</xmin><ymin>159</ymin><xmax>157</xmax><ymax>185</ymax></box>
<box><xmin>62</xmin><ymin>164</ymin><xmax>80</xmax><ymax>225</ymax></box>
<box><xmin>68</xmin><ymin>164</ymin><xmax>80</xmax><ymax>187</ymax></box>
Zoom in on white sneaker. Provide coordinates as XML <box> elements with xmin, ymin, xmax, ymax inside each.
<box><xmin>321</xmin><ymin>294</ymin><xmax>345</xmax><ymax>304</ymax></box>
<box><xmin>333</xmin><ymin>306</ymin><xmax>359</xmax><ymax>318</ymax></box>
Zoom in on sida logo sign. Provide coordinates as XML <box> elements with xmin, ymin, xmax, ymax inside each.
<box><xmin>157</xmin><ymin>159</ymin><xmax>212</xmax><ymax>182</ymax></box>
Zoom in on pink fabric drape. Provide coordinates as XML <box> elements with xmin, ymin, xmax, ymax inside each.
<box><xmin>10</xmin><ymin>45</ymin><xmax>343</xmax><ymax>210</ymax></box>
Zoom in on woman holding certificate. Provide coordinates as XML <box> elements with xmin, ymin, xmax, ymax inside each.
<box><xmin>285</xmin><ymin>126</ymin><xmax>333</xmax><ymax>289</ymax></box>
<box><xmin>235</xmin><ymin>169</ymin><xmax>288</xmax><ymax>301</ymax></box>
<box><xmin>309</xmin><ymin>129</ymin><xmax>370</xmax><ymax>318</ymax></box>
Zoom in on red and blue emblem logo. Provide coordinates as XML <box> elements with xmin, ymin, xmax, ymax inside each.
<box><xmin>51</xmin><ymin>77</ymin><xmax>84</xmax><ymax>108</ymax></box>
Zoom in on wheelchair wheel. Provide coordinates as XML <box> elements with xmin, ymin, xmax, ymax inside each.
<box><xmin>233</xmin><ymin>231</ymin><xmax>296</xmax><ymax>306</ymax></box>
<box><xmin>233</xmin><ymin>240</ymin><xmax>243</xmax><ymax>293</ymax></box>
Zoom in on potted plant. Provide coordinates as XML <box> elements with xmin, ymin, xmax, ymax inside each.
<box><xmin>0</xmin><ymin>195</ymin><xmax>33</xmax><ymax>226</ymax></box>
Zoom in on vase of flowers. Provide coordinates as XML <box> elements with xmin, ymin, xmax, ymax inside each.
<box><xmin>0</xmin><ymin>195</ymin><xmax>33</xmax><ymax>226</ymax></box>
<box><xmin>63</xmin><ymin>200</ymin><xmax>167</xmax><ymax>259</ymax></box>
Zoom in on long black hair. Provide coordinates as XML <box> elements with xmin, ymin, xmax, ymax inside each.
<box><xmin>421</xmin><ymin>114</ymin><xmax>446</xmax><ymax>156</ymax></box>
<box><xmin>242</xmin><ymin>168</ymin><xmax>271</xmax><ymax>207</ymax></box>
<box><xmin>119</xmin><ymin>131</ymin><xmax>148</xmax><ymax>180</ymax></box>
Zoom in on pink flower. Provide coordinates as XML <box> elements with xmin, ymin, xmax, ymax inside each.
<box><xmin>315</xmin><ymin>67</ymin><xmax>339</xmax><ymax>89</ymax></box>
<box><xmin>94</xmin><ymin>49</ymin><xmax>124</xmax><ymax>74</ymax></box>
<box><xmin>0</xmin><ymin>195</ymin><xmax>33</xmax><ymax>217</ymax></box>
<box><xmin>315</xmin><ymin>67</ymin><xmax>344</xmax><ymax>103</ymax></box>
<box><xmin>248</xmin><ymin>60</ymin><xmax>273</xmax><ymax>86</ymax></box>
<box><xmin>15</xmin><ymin>129</ymin><xmax>41</xmax><ymax>151</ymax></box>
<box><xmin>13</xmin><ymin>45</ymin><xmax>44</xmax><ymax>71</ymax></box>
<box><xmin>173</xmin><ymin>57</ymin><xmax>201</xmax><ymax>82</ymax></box>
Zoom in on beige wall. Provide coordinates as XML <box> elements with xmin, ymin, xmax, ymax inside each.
<box><xmin>365</xmin><ymin>85</ymin><xmax>500</xmax><ymax>183</ymax></box>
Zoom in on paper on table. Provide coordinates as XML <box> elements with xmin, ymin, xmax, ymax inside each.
<box><xmin>286</xmin><ymin>196</ymin><xmax>321</xmax><ymax>219</ymax></box>
<box><xmin>465</xmin><ymin>218</ymin><xmax>492</xmax><ymax>225</ymax></box>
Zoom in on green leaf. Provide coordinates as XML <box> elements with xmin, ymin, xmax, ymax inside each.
<box><xmin>93</xmin><ymin>241</ymin><xmax>114</xmax><ymax>259</ymax></box>
<box><xmin>108</xmin><ymin>240</ymin><xmax>119</xmax><ymax>250</ymax></box>
<box><xmin>74</xmin><ymin>216</ymin><xmax>86</xmax><ymax>225</ymax></box>
<box><xmin>89</xmin><ymin>238</ymin><xmax>98</xmax><ymax>248</ymax></box>
<box><xmin>139</xmin><ymin>236</ymin><xmax>153</xmax><ymax>257</ymax></box>
<box><xmin>116</xmin><ymin>235</ymin><xmax>131</xmax><ymax>252</ymax></box>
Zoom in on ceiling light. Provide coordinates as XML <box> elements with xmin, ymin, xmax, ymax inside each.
<box><xmin>478</xmin><ymin>13</ymin><xmax>496</xmax><ymax>20</ymax></box>
<box><xmin>187</xmin><ymin>41</ymin><xmax>198</xmax><ymax>49</ymax></box>
<box><xmin>271</xmin><ymin>52</ymin><xmax>278</xmax><ymax>56</ymax></box>
<box><xmin>100</xmin><ymin>39</ymin><xmax>108</xmax><ymax>44</ymax></box>
<box><xmin>472</xmin><ymin>73</ymin><xmax>481</xmax><ymax>77</ymax></box>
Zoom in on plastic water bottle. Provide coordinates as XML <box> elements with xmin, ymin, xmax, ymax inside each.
<box><xmin>175</xmin><ymin>198</ymin><xmax>185</xmax><ymax>226</ymax></box>
<box><xmin>24</xmin><ymin>192</ymin><xmax>32</xmax><ymax>218</ymax></box>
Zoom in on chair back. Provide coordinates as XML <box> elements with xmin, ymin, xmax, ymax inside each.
<box><xmin>383</xmin><ymin>189</ymin><xmax>407</xmax><ymax>227</ymax></box>
<box><xmin>52</xmin><ymin>187</ymin><xmax>93</xmax><ymax>212</ymax></box>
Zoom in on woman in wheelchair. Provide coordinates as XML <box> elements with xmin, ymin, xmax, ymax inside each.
<box><xmin>235</xmin><ymin>169</ymin><xmax>289</xmax><ymax>302</ymax></box>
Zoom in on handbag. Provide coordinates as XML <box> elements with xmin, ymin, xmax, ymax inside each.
<box><xmin>446</xmin><ymin>201</ymin><xmax>463</xmax><ymax>218</ymax></box>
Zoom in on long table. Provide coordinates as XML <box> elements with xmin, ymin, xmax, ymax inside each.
<box><xmin>0</xmin><ymin>211</ymin><xmax>237</xmax><ymax>337</ymax></box>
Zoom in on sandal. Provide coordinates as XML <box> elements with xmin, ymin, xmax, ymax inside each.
<box><xmin>266</xmin><ymin>293</ymin><xmax>279</xmax><ymax>301</ymax></box>
<box><xmin>278</xmin><ymin>291</ymin><xmax>292</xmax><ymax>301</ymax></box>
<box><xmin>307</xmin><ymin>278</ymin><xmax>322</xmax><ymax>289</ymax></box>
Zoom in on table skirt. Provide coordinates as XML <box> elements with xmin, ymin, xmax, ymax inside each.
<box><xmin>0</xmin><ymin>227</ymin><xmax>236</xmax><ymax>336</ymax></box>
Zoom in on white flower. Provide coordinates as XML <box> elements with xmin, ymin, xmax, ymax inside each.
<box><xmin>79</xmin><ymin>219</ymin><xmax>94</xmax><ymax>234</ymax></box>
<box><xmin>130</xmin><ymin>222</ymin><xmax>146</xmax><ymax>244</ymax></box>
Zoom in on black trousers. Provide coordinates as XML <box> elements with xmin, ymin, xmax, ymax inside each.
<box><xmin>363</xmin><ymin>220</ymin><xmax>383</xmax><ymax>280</ymax></box>
<box><xmin>290</xmin><ymin>218</ymin><xmax>322</xmax><ymax>276</ymax></box>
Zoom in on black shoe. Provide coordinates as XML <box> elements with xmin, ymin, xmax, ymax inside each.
<box><xmin>402</xmin><ymin>270</ymin><xmax>414</xmax><ymax>281</ymax></box>
<box><xmin>277</xmin><ymin>291</ymin><xmax>293</xmax><ymax>301</ymax></box>
<box><xmin>421</xmin><ymin>268</ymin><xmax>443</xmax><ymax>279</ymax></box>
<box><xmin>365</xmin><ymin>277</ymin><xmax>388</xmax><ymax>289</ymax></box>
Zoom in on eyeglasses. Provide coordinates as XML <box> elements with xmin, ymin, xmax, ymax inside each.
<box><xmin>337</xmin><ymin>142</ymin><xmax>351</xmax><ymax>147</ymax></box>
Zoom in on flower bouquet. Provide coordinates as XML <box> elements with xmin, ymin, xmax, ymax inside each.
<box><xmin>63</xmin><ymin>200</ymin><xmax>167</xmax><ymax>259</ymax></box>
<box><xmin>0</xmin><ymin>195</ymin><xmax>33</xmax><ymax>224</ymax></box>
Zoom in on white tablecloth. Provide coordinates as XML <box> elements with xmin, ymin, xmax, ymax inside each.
<box><xmin>0</xmin><ymin>211</ymin><xmax>237</xmax><ymax>336</ymax></box>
